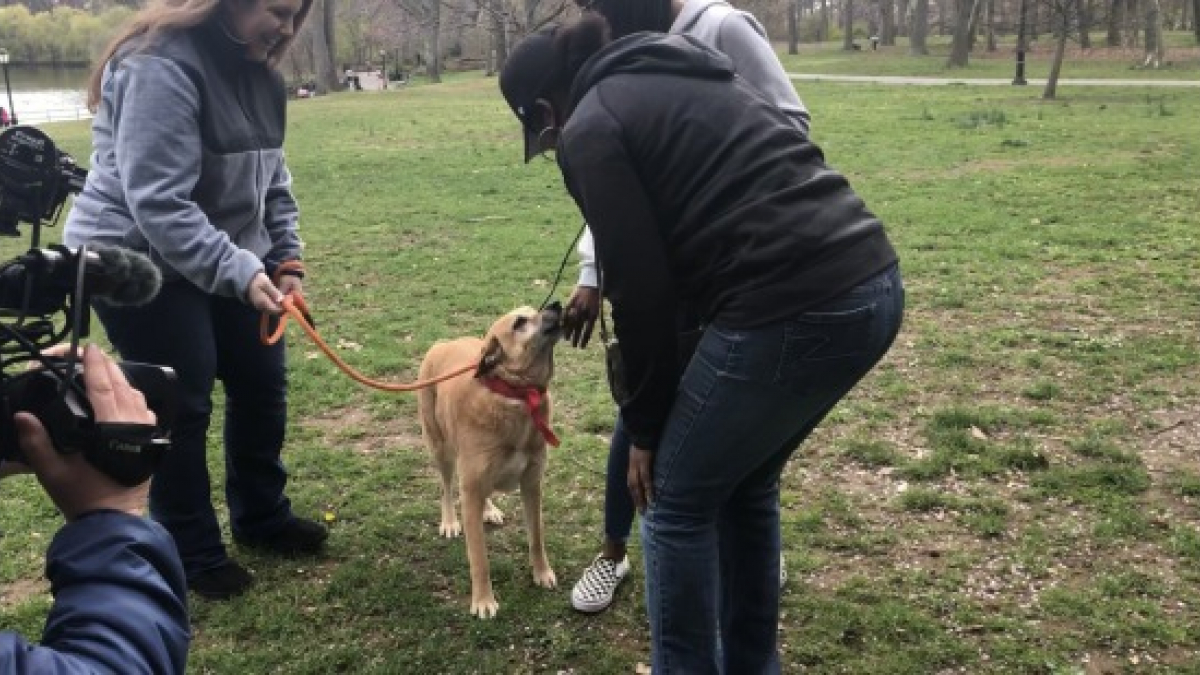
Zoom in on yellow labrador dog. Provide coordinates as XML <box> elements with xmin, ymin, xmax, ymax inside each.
<box><xmin>417</xmin><ymin>302</ymin><xmax>563</xmax><ymax>618</ymax></box>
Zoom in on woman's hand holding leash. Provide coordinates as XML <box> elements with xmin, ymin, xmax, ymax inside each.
<box><xmin>246</xmin><ymin>271</ymin><xmax>285</xmax><ymax>315</ymax></box>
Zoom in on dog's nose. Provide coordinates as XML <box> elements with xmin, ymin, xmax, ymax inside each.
<box><xmin>544</xmin><ymin>301</ymin><xmax>563</xmax><ymax>314</ymax></box>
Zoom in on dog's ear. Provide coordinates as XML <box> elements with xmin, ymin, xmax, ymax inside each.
<box><xmin>476</xmin><ymin>336</ymin><xmax>505</xmax><ymax>377</ymax></box>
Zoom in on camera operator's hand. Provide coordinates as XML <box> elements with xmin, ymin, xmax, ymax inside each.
<box><xmin>0</xmin><ymin>345</ymin><xmax>84</xmax><ymax>480</ymax></box>
<box><xmin>563</xmin><ymin>285</ymin><xmax>601</xmax><ymax>349</ymax></box>
<box><xmin>246</xmin><ymin>271</ymin><xmax>285</xmax><ymax>315</ymax></box>
<box><xmin>13</xmin><ymin>344</ymin><xmax>157</xmax><ymax>521</ymax></box>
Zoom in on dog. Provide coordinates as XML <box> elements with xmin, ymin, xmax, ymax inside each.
<box><xmin>417</xmin><ymin>302</ymin><xmax>563</xmax><ymax>618</ymax></box>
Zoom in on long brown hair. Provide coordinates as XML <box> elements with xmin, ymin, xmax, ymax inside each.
<box><xmin>86</xmin><ymin>0</ymin><xmax>313</xmax><ymax>111</ymax></box>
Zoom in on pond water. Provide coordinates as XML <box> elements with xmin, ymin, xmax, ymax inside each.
<box><xmin>2</xmin><ymin>66</ymin><xmax>91</xmax><ymax>125</ymax></box>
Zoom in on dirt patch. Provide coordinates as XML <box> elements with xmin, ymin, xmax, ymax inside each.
<box><xmin>300</xmin><ymin>407</ymin><xmax>424</xmax><ymax>456</ymax></box>
<box><xmin>1</xmin><ymin>578</ymin><xmax>48</xmax><ymax>605</ymax></box>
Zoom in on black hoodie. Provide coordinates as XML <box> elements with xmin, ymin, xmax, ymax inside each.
<box><xmin>558</xmin><ymin>33</ymin><xmax>897</xmax><ymax>451</ymax></box>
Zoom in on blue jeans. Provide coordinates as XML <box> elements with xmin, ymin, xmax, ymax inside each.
<box><xmin>641</xmin><ymin>264</ymin><xmax>904</xmax><ymax>674</ymax></box>
<box><xmin>95</xmin><ymin>280</ymin><xmax>294</xmax><ymax>579</ymax></box>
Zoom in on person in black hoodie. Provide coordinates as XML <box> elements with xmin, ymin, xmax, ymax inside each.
<box><xmin>500</xmin><ymin>17</ymin><xmax>904</xmax><ymax>674</ymax></box>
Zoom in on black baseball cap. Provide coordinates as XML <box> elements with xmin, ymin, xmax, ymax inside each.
<box><xmin>499</xmin><ymin>25</ymin><xmax>561</xmax><ymax>162</ymax></box>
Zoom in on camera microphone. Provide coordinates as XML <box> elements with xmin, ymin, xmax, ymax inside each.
<box><xmin>0</xmin><ymin>244</ymin><xmax>162</xmax><ymax>313</ymax></box>
<box><xmin>80</xmin><ymin>244</ymin><xmax>163</xmax><ymax>307</ymax></box>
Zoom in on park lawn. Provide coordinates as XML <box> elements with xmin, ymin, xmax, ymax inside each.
<box><xmin>2</xmin><ymin>72</ymin><xmax>1199</xmax><ymax>673</ymax></box>
<box><xmin>776</xmin><ymin>32</ymin><xmax>1200</xmax><ymax>80</ymax></box>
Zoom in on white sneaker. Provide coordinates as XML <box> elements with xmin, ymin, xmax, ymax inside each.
<box><xmin>570</xmin><ymin>555</ymin><xmax>630</xmax><ymax>613</ymax></box>
<box><xmin>780</xmin><ymin>553</ymin><xmax>787</xmax><ymax>589</ymax></box>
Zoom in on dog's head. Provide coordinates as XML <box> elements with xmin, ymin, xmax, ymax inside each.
<box><xmin>476</xmin><ymin>302</ymin><xmax>562</xmax><ymax>388</ymax></box>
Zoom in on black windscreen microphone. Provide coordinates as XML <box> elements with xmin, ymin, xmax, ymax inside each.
<box><xmin>0</xmin><ymin>244</ymin><xmax>162</xmax><ymax>313</ymax></box>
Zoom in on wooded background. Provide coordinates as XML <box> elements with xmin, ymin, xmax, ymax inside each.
<box><xmin>1</xmin><ymin>0</ymin><xmax>1197</xmax><ymax>92</ymax></box>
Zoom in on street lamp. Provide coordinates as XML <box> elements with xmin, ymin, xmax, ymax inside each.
<box><xmin>379</xmin><ymin>49</ymin><xmax>388</xmax><ymax>90</ymax></box>
<box><xmin>0</xmin><ymin>48</ymin><xmax>15</xmax><ymax>126</ymax></box>
<box><xmin>1012</xmin><ymin>0</ymin><xmax>1029</xmax><ymax>85</ymax></box>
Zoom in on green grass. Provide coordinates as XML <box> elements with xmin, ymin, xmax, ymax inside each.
<box><xmin>2</xmin><ymin>64</ymin><xmax>1199</xmax><ymax>673</ymax></box>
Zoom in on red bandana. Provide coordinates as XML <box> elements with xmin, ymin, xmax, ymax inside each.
<box><xmin>479</xmin><ymin>376</ymin><xmax>561</xmax><ymax>447</ymax></box>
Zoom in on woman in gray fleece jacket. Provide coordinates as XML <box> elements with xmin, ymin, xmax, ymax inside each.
<box><xmin>564</xmin><ymin>0</ymin><xmax>809</xmax><ymax>616</ymax></box>
<box><xmin>63</xmin><ymin>0</ymin><xmax>328</xmax><ymax>601</ymax></box>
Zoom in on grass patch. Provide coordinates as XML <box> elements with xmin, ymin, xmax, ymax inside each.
<box><xmin>1</xmin><ymin>73</ymin><xmax>1197</xmax><ymax>672</ymax></box>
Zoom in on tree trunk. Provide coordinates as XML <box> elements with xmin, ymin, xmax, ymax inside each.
<box><xmin>1043</xmin><ymin>1</ymin><xmax>1070</xmax><ymax>98</ymax></box>
<box><xmin>308</xmin><ymin>0</ymin><xmax>339</xmax><ymax>92</ymax></box>
<box><xmin>985</xmin><ymin>0</ymin><xmax>997</xmax><ymax>50</ymax></box>
<box><xmin>427</xmin><ymin>0</ymin><xmax>442</xmax><ymax>82</ymax></box>
<box><xmin>881</xmin><ymin>0</ymin><xmax>897</xmax><ymax>43</ymax></box>
<box><xmin>1080</xmin><ymin>0</ymin><xmax>1092</xmax><ymax>47</ymax></box>
<box><xmin>487</xmin><ymin>0</ymin><xmax>508</xmax><ymax>74</ymax></box>
<box><xmin>1142</xmin><ymin>0</ymin><xmax>1164</xmax><ymax>66</ymax></box>
<box><xmin>820</xmin><ymin>0</ymin><xmax>830</xmax><ymax>41</ymax></box>
<box><xmin>1108</xmin><ymin>0</ymin><xmax>1124</xmax><ymax>44</ymax></box>
<box><xmin>789</xmin><ymin>0</ymin><xmax>800</xmax><ymax>53</ymax></box>
<box><xmin>910</xmin><ymin>0</ymin><xmax>930</xmax><ymax>52</ymax></box>
<box><xmin>946</xmin><ymin>0</ymin><xmax>980</xmax><ymax>66</ymax></box>
<box><xmin>1193</xmin><ymin>0</ymin><xmax>1200</xmax><ymax>41</ymax></box>
<box><xmin>897</xmin><ymin>0</ymin><xmax>911</xmax><ymax>36</ymax></box>
<box><xmin>844</xmin><ymin>0</ymin><xmax>857</xmax><ymax>49</ymax></box>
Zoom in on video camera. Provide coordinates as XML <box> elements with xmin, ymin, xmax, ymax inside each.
<box><xmin>0</xmin><ymin>126</ymin><xmax>88</xmax><ymax>238</ymax></box>
<box><xmin>0</xmin><ymin>126</ymin><xmax>176</xmax><ymax>487</ymax></box>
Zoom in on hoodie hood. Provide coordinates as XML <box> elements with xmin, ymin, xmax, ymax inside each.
<box><xmin>567</xmin><ymin>33</ymin><xmax>735</xmax><ymax>115</ymax></box>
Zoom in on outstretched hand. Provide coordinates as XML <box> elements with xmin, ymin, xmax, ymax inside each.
<box><xmin>563</xmin><ymin>285</ymin><xmax>601</xmax><ymax>348</ymax></box>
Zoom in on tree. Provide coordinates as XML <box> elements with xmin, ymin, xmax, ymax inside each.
<box><xmin>880</xmin><ymin>0</ymin><xmax>897</xmax><ymax>44</ymax></box>
<box><xmin>1141</xmin><ymin>0</ymin><xmax>1165</xmax><ymax>66</ymax></box>
<box><xmin>946</xmin><ymin>0</ymin><xmax>981</xmax><ymax>66</ymax></box>
<box><xmin>788</xmin><ymin>0</ymin><xmax>800</xmax><ymax>54</ymax></box>
<box><xmin>1043</xmin><ymin>0</ymin><xmax>1082</xmax><ymax>98</ymax></box>
<box><xmin>308</xmin><ymin>0</ymin><xmax>340</xmax><ymax>92</ymax></box>
<box><xmin>843</xmin><ymin>0</ymin><xmax>857</xmax><ymax>48</ymax></box>
<box><xmin>910</xmin><ymin>0</ymin><xmax>930</xmax><ymax>53</ymax></box>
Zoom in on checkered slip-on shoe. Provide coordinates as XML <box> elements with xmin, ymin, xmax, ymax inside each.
<box><xmin>570</xmin><ymin>554</ymin><xmax>631</xmax><ymax>613</ymax></box>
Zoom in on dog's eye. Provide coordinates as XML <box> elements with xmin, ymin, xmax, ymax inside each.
<box><xmin>513</xmin><ymin>316</ymin><xmax>529</xmax><ymax>331</ymax></box>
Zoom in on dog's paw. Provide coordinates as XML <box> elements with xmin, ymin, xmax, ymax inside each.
<box><xmin>470</xmin><ymin>595</ymin><xmax>500</xmax><ymax>619</ymax></box>
<box><xmin>483</xmin><ymin>502</ymin><xmax>505</xmax><ymax>526</ymax></box>
<box><xmin>439</xmin><ymin>520</ymin><xmax>462</xmax><ymax>538</ymax></box>
<box><xmin>532</xmin><ymin>565</ymin><xmax>557</xmax><ymax>589</ymax></box>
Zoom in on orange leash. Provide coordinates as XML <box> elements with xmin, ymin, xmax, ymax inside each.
<box><xmin>259</xmin><ymin>262</ymin><xmax>477</xmax><ymax>392</ymax></box>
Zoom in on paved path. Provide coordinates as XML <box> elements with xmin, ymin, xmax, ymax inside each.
<box><xmin>787</xmin><ymin>73</ymin><xmax>1200</xmax><ymax>87</ymax></box>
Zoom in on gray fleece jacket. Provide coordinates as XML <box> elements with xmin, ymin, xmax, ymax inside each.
<box><xmin>64</xmin><ymin>19</ymin><xmax>301</xmax><ymax>301</ymax></box>
<box><xmin>576</xmin><ymin>0</ymin><xmax>809</xmax><ymax>287</ymax></box>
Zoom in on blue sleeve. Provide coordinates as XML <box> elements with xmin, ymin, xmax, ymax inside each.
<box><xmin>263</xmin><ymin>153</ymin><xmax>303</xmax><ymax>267</ymax></box>
<box><xmin>0</xmin><ymin>511</ymin><xmax>190</xmax><ymax>674</ymax></box>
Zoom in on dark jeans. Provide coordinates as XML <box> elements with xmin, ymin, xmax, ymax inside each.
<box><xmin>641</xmin><ymin>264</ymin><xmax>904</xmax><ymax>674</ymax></box>
<box><xmin>94</xmin><ymin>280</ymin><xmax>294</xmax><ymax>578</ymax></box>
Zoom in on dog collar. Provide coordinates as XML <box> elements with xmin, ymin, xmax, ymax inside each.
<box><xmin>478</xmin><ymin>376</ymin><xmax>560</xmax><ymax>447</ymax></box>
